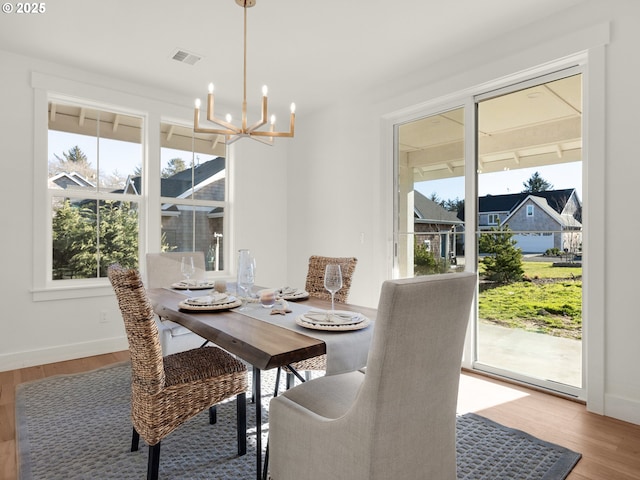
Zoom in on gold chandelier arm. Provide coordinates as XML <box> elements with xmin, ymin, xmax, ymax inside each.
<box><xmin>207</xmin><ymin>93</ymin><xmax>241</xmax><ymax>132</ymax></box>
<box><xmin>249</xmin><ymin>112</ymin><xmax>295</xmax><ymax>138</ymax></box>
<box><xmin>246</xmin><ymin>94</ymin><xmax>268</xmax><ymax>132</ymax></box>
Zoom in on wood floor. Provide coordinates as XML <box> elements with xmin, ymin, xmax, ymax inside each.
<box><xmin>1</xmin><ymin>352</ymin><xmax>639</xmax><ymax>480</ymax></box>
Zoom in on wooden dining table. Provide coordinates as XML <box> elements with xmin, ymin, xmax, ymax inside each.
<box><xmin>147</xmin><ymin>287</ymin><xmax>377</xmax><ymax>480</ymax></box>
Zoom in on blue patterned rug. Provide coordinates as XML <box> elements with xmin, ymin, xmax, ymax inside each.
<box><xmin>16</xmin><ymin>362</ymin><xmax>580</xmax><ymax>479</ymax></box>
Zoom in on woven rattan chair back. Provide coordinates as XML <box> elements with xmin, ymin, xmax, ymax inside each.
<box><xmin>108</xmin><ymin>264</ymin><xmax>249</xmax><ymax>480</ymax></box>
<box><xmin>305</xmin><ymin>255</ymin><xmax>358</xmax><ymax>303</ymax></box>
<box><xmin>108</xmin><ymin>264</ymin><xmax>165</xmax><ymax>395</ymax></box>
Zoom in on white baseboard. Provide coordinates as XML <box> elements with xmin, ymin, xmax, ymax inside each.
<box><xmin>604</xmin><ymin>393</ymin><xmax>640</xmax><ymax>426</ymax></box>
<box><xmin>0</xmin><ymin>336</ymin><xmax>128</xmax><ymax>372</ymax></box>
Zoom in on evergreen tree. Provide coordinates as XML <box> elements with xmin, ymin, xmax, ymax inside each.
<box><xmin>479</xmin><ymin>224</ymin><xmax>524</xmax><ymax>283</ymax></box>
<box><xmin>162</xmin><ymin>158</ymin><xmax>188</xmax><ymax>178</ymax></box>
<box><xmin>522</xmin><ymin>171</ymin><xmax>553</xmax><ymax>193</ymax></box>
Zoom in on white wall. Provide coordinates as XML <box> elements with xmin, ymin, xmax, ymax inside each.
<box><xmin>286</xmin><ymin>0</ymin><xmax>640</xmax><ymax>425</ymax></box>
<box><xmin>1</xmin><ymin>0</ymin><xmax>639</xmax><ymax>426</ymax></box>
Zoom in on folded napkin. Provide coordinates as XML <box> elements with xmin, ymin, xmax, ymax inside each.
<box><xmin>304</xmin><ymin>310</ymin><xmax>362</xmax><ymax>325</ymax></box>
<box><xmin>279</xmin><ymin>286</ymin><xmax>299</xmax><ymax>295</ymax></box>
<box><xmin>186</xmin><ymin>292</ymin><xmax>229</xmax><ymax>305</ymax></box>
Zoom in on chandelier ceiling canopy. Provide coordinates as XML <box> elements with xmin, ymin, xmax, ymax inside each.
<box><xmin>193</xmin><ymin>0</ymin><xmax>295</xmax><ymax>146</ymax></box>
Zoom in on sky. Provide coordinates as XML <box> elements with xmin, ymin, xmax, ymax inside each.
<box><xmin>50</xmin><ymin>130</ymin><xmax>582</xmax><ymax>201</ymax></box>
<box><xmin>416</xmin><ymin>161</ymin><xmax>583</xmax><ymax>201</ymax></box>
<box><xmin>48</xmin><ymin>131</ymin><xmax>206</xmax><ymax>180</ymax></box>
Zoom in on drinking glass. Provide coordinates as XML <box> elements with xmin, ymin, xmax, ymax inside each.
<box><xmin>324</xmin><ymin>264</ymin><xmax>343</xmax><ymax>313</ymax></box>
<box><xmin>238</xmin><ymin>257</ymin><xmax>256</xmax><ymax>299</ymax></box>
<box><xmin>180</xmin><ymin>256</ymin><xmax>195</xmax><ymax>292</ymax></box>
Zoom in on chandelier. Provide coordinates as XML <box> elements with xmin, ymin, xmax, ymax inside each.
<box><xmin>193</xmin><ymin>0</ymin><xmax>295</xmax><ymax>146</ymax></box>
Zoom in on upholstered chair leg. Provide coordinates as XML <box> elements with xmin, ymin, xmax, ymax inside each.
<box><xmin>131</xmin><ymin>427</ymin><xmax>140</xmax><ymax>452</ymax></box>
<box><xmin>237</xmin><ymin>392</ymin><xmax>247</xmax><ymax>455</ymax></box>
<box><xmin>209</xmin><ymin>405</ymin><xmax>217</xmax><ymax>424</ymax></box>
<box><xmin>286</xmin><ymin>372</ymin><xmax>294</xmax><ymax>390</ymax></box>
<box><xmin>273</xmin><ymin>367</ymin><xmax>282</xmax><ymax>397</ymax></box>
<box><xmin>147</xmin><ymin>441</ymin><xmax>161</xmax><ymax>480</ymax></box>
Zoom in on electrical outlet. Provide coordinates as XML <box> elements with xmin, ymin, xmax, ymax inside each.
<box><xmin>99</xmin><ymin>310</ymin><xmax>109</xmax><ymax>324</ymax></box>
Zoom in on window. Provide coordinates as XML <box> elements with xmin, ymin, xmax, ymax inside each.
<box><xmin>48</xmin><ymin>100</ymin><xmax>143</xmax><ymax>280</ymax></box>
<box><xmin>38</xmin><ymin>92</ymin><xmax>232</xmax><ymax>298</ymax></box>
<box><xmin>159</xmin><ymin>122</ymin><xmax>227</xmax><ymax>271</ymax></box>
<box><xmin>488</xmin><ymin>213</ymin><xmax>500</xmax><ymax>225</ymax></box>
<box><xmin>526</xmin><ymin>205</ymin><xmax>534</xmax><ymax>217</ymax></box>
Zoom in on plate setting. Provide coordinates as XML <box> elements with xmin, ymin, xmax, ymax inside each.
<box><xmin>178</xmin><ymin>293</ymin><xmax>242</xmax><ymax>311</ymax></box>
<box><xmin>277</xmin><ymin>287</ymin><xmax>310</xmax><ymax>301</ymax></box>
<box><xmin>296</xmin><ymin>310</ymin><xmax>371</xmax><ymax>331</ymax></box>
<box><xmin>171</xmin><ymin>280</ymin><xmax>217</xmax><ymax>290</ymax></box>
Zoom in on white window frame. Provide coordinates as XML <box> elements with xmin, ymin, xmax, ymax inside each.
<box><xmin>526</xmin><ymin>205</ymin><xmax>534</xmax><ymax>217</ymax></box>
<box><xmin>31</xmin><ymin>73</ymin><xmax>233</xmax><ymax>301</ymax></box>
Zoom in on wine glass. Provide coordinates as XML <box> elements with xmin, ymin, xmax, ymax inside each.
<box><xmin>180</xmin><ymin>256</ymin><xmax>195</xmax><ymax>292</ymax></box>
<box><xmin>324</xmin><ymin>264</ymin><xmax>343</xmax><ymax>314</ymax></box>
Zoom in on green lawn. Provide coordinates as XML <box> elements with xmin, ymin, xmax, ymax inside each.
<box><xmin>478</xmin><ymin>261</ymin><xmax>582</xmax><ymax>339</ymax></box>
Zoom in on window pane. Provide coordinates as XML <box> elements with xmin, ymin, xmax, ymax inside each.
<box><xmin>161</xmin><ymin>205</ymin><xmax>225</xmax><ymax>271</ymax></box>
<box><xmin>97</xmin><ymin>113</ymin><xmax>142</xmax><ymax>192</ymax></box>
<box><xmin>160</xmin><ymin>122</ymin><xmax>226</xmax><ymax>200</ymax></box>
<box><xmin>396</xmin><ymin>107</ymin><xmax>465</xmax><ymax>277</ymax></box>
<box><xmin>48</xmin><ymin>103</ymin><xmax>143</xmax><ymax>194</ymax></box>
<box><xmin>52</xmin><ymin>197</ymin><xmax>139</xmax><ymax>279</ymax></box>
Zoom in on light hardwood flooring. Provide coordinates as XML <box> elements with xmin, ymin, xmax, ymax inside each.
<box><xmin>1</xmin><ymin>352</ymin><xmax>639</xmax><ymax>480</ymax></box>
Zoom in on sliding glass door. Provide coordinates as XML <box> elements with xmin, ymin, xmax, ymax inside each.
<box><xmin>394</xmin><ymin>68</ymin><xmax>584</xmax><ymax>397</ymax></box>
<box><xmin>474</xmin><ymin>72</ymin><xmax>583</xmax><ymax>394</ymax></box>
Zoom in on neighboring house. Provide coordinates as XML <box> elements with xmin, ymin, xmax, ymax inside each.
<box><xmin>52</xmin><ymin>160</ymin><xmax>227</xmax><ymax>270</ymax></box>
<box><xmin>413</xmin><ymin>190</ymin><xmax>464</xmax><ymax>259</ymax></box>
<box><xmin>125</xmin><ymin>157</ymin><xmax>226</xmax><ymax>269</ymax></box>
<box><xmin>477</xmin><ymin>188</ymin><xmax>582</xmax><ymax>254</ymax></box>
<box><xmin>48</xmin><ymin>171</ymin><xmax>95</xmax><ymax>190</ymax></box>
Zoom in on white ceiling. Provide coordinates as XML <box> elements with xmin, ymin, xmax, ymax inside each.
<box><xmin>0</xmin><ymin>0</ymin><xmax>586</xmax><ymax>116</ymax></box>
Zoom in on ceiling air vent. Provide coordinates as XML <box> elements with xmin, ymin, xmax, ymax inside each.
<box><xmin>171</xmin><ymin>49</ymin><xmax>202</xmax><ymax>66</ymax></box>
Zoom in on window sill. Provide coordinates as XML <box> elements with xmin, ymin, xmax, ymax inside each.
<box><xmin>32</xmin><ymin>283</ymin><xmax>114</xmax><ymax>302</ymax></box>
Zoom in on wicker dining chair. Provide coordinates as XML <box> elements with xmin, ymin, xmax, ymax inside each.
<box><xmin>275</xmin><ymin>256</ymin><xmax>358</xmax><ymax>395</ymax></box>
<box><xmin>107</xmin><ymin>264</ymin><xmax>248</xmax><ymax>480</ymax></box>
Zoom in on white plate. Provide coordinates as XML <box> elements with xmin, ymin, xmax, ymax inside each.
<box><xmin>171</xmin><ymin>280</ymin><xmax>216</xmax><ymax>290</ymax></box>
<box><xmin>178</xmin><ymin>296</ymin><xmax>242</xmax><ymax>311</ymax></box>
<box><xmin>296</xmin><ymin>313</ymin><xmax>371</xmax><ymax>331</ymax></box>
<box><xmin>185</xmin><ymin>292</ymin><xmax>231</xmax><ymax>306</ymax></box>
<box><xmin>301</xmin><ymin>310</ymin><xmax>364</xmax><ymax>326</ymax></box>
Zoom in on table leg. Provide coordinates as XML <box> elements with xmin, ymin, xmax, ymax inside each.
<box><xmin>254</xmin><ymin>366</ymin><xmax>262</xmax><ymax>480</ymax></box>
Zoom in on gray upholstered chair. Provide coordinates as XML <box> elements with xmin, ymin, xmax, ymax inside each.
<box><xmin>145</xmin><ymin>252</ymin><xmax>208</xmax><ymax>355</ymax></box>
<box><xmin>268</xmin><ymin>272</ymin><xmax>477</xmax><ymax>480</ymax></box>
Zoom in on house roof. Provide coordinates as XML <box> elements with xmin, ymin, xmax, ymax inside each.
<box><xmin>414</xmin><ymin>191</ymin><xmax>463</xmax><ymax>225</ymax></box>
<box><xmin>479</xmin><ymin>188</ymin><xmax>578</xmax><ymax>215</ymax></box>
<box><xmin>128</xmin><ymin>157</ymin><xmax>225</xmax><ymax>200</ymax></box>
<box><xmin>48</xmin><ymin>172</ymin><xmax>95</xmax><ymax>190</ymax></box>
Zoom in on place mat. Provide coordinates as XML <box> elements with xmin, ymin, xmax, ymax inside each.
<box><xmin>171</xmin><ymin>280</ymin><xmax>216</xmax><ymax>290</ymax></box>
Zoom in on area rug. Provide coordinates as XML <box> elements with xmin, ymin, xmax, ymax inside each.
<box><xmin>16</xmin><ymin>362</ymin><xmax>581</xmax><ymax>479</ymax></box>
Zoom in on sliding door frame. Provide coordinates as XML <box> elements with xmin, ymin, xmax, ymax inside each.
<box><xmin>384</xmin><ymin>47</ymin><xmax>605</xmax><ymax>411</ymax></box>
